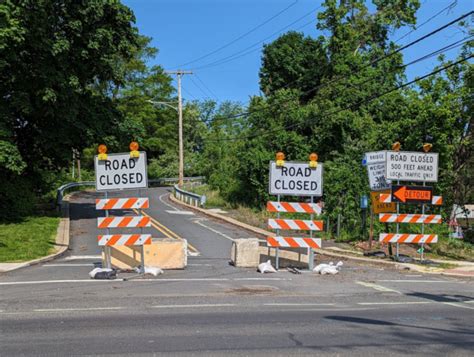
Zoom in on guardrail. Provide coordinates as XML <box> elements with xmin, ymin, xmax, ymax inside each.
<box><xmin>56</xmin><ymin>176</ymin><xmax>205</xmax><ymax>209</ymax></box>
<box><xmin>173</xmin><ymin>184</ymin><xmax>206</xmax><ymax>208</ymax></box>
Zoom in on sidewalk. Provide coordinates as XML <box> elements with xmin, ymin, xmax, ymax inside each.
<box><xmin>170</xmin><ymin>194</ymin><xmax>474</xmax><ymax>278</ymax></box>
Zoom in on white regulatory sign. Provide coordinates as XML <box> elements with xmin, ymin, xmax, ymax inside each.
<box><xmin>95</xmin><ymin>152</ymin><xmax>148</xmax><ymax>191</ymax></box>
<box><xmin>269</xmin><ymin>161</ymin><xmax>323</xmax><ymax>197</ymax></box>
<box><xmin>365</xmin><ymin>151</ymin><xmax>391</xmax><ymax>191</ymax></box>
<box><xmin>385</xmin><ymin>151</ymin><xmax>438</xmax><ymax>182</ymax></box>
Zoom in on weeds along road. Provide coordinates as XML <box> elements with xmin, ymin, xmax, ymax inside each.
<box><xmin>0</xmin><ymin>187</ymin><xmax>473</xmax><ymax>356</ymax></box>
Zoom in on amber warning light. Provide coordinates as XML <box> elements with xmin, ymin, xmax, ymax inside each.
<box><xmin>98</xmin><ymin>144</ymin><xmax>108</xmax><ymax>160</ymax></box>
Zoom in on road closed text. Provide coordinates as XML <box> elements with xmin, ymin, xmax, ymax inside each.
<box><xmin>95</xmin><ymin>152</ymin><xmax>148</xmax><ymax>191</ymax></box>
<box><xmin>269</xmin><ymin>161</ymin><xmax>323</xmax><ymax>196</ymax></box>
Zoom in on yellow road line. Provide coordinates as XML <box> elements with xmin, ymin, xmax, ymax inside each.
<box><xmin>133</xmin><ymin>209</ymin><xmax>199</xmax><ymax>253</ymax></box>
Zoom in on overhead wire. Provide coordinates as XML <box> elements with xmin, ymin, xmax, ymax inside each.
<box><xmin>203</xmin><ymin>54</ymin><xmax>473</xmax><ymax>142</ymax></box>
<box><xmin>195</xmin><ymin>73</ymin><xmax>220</xmax><ymax>102</ymax></box>
<box><xmin>393</xmin><ymin>0</ymin><xmax>458</xmax><ymax>43</ymax></box>
<box><xmin>172</xmin><ymin>0</ymin><xmax>299</xmax><ymax>69</ymax></box>
<box><xmin>201</xmin><ymin>10</ymin><xmax>473</xmax><ymax>125</ymax></box>
<box><xmin>191</xmin><ymin>5</ymin><xmax>323</xmax><ymax>71</ymax></box>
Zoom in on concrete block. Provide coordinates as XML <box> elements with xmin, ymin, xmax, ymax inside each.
<box><xmin>103</xmin><ymin>238</ymin><xmax>187</xmax><ymax>270</ymax></box>
<box><xmin>230</xmin><ymin>238</ymin><xmax>260</xmax><ymax>267</ymax></box>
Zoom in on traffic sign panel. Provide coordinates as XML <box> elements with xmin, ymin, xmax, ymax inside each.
<box><xmin>370</xmin><ymin>190</ymin><xmax>396</xmax><ymax>213</ymax></box>
<box><xmin>385</xmin><ymin>151</ymin><xmax>438</xmax><ymax>182</ymax></box>
<box><xmin>391</xmin><ymin>185</ymin><xmax>433</xmax><ymax>204</ymax></box>
<box><xmin>269</xmin><ymin>161</ymin><xmax>323</xmax><ymax>197</ymax></box>
<box><xmin>365</xmin><ymin>151</ymin><xmax>390</xmax><ymax>191</ymax></box>
<box><xmin>95</xmin><ymin>152</ymin><xmax>148</xmax><ymax>191</ymax></box>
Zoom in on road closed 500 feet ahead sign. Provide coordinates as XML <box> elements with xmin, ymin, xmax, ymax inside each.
<box><xmin>269</xmin><ymin>161</ymin><xmax>323</xmax><ymax>197</ymax></box>
<box><xmin>385</xmin><ymin>151</ymin><xmax>438</xmax><ymax>182</ymax></box>
<box><xmin>95</xmin><ymin>152</ymin><xmax>148</xmax><ymax>191</ymax></box>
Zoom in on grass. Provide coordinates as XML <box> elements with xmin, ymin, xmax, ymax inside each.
<box><xmin>0</xmin><ymin>216</ymin><xmax>60</xmax><ymax>262</ymax></box>
<box><xmin>429</xmin><ymin>238</ymin><xmax>474</xmax><ymax>262</ymax></box>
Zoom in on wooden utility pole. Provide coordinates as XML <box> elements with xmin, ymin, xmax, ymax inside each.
<box><xmin>165</xmin><ymin>70</ymin><xmax>192</xmax><ymax>187</ymax></box>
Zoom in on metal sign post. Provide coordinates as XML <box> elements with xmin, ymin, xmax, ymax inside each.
<box><xmin>308</xmin><ymin>196</ymin><xmax>315</xmax><ymax>271</ymax></box>
<box><xmin>104</xmin><ymin>190</ymin><xmax>111</xmax><ymax>269</ymax></box>
<box><xmin>396</xmin><ymin>179</ymin><xmax>400</xmax><ymax>258</ymax></box>
<box><xmin>275</xmin><ymin>194</ymin><xmax>280</xmax><ymax>270</ymax></box>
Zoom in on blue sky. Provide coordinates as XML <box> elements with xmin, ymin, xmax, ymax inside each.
<box><xmin>122</xmin><ymin>0</ymin><xmax>472</xmax><ymax>105</ymax></box>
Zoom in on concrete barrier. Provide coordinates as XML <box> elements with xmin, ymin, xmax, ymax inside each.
<box><xmin>230</xmin><ymin>239</ymin><xmax>260</xmax><ymax>267</ymax></box>
<box><xmin>103</xmin><ymin>239</ymin><xmax>187</xmax><ymax>270</ymax></box>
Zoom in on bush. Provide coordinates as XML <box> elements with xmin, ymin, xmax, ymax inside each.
<box><xmin>0</xmin><ymin>172</ymin><xmax>36</xmax><ymax>221</ymax></box>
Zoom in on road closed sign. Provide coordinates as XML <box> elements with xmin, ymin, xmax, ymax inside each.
<box><xmin>269</xmin><ymin>161</ymin><xmax>323</xmax><ymax>197</ymax></box>
<box><xmin>385</xmin><ymin>151</ymin><xmax>438</xmax><ymax>182</ymax></box>
<box><xmin>95</xmin><ymin>152</ymin><xmax>148</xmax><ymax>191</ymax></box>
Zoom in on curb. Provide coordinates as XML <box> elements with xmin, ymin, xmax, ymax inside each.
<box><xmin>169</xmin><ymin>194</ymin><xmax>473</xmax><ymax>278</ymax></box>
<box><xmin>0</xmin><ymin>200</ymin><xmax>70</xmax><ymax>274</ymax></box>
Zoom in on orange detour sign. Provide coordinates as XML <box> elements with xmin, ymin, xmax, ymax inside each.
<box><xmin>391</xmin><ymin>185</ymin><xmax>433</xmax><ymax>204</ymax></box>
<box><xmin>370</xmin><ymin>190</ymin><xmax>396</xmax><ymax>214</ymax></box>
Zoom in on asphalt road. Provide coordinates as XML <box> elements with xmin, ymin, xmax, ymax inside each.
<box><xmin>1</xmin><ymin>187</ymin><xmax>473</xmax><ymax>356</ymax></box>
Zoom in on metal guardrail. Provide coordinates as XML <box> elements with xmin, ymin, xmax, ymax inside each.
<box><xmin>173</xmin><ymin>184</ymin><xmax>206</xmax><ymax>208</ymax></box>
<box><xmin>56</xmin><ymin>176</ymin><xmax>205</xmax><ymax>208</ymax></box>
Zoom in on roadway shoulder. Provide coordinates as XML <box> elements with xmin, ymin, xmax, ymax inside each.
<box><xmin>169</xmin><ymin>194</ymin><xmax>473</xmax><ymax>278</ymax></box>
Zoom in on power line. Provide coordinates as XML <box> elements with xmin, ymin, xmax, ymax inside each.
<box><xmin>191</xmin><ymin>6</ymin><xmax>322</xmax><ymax>71</ymax></box>
<box><xmin>394</xmin><ymin>1</ymin><xmax>458</xmax><ymax>43</ymax></box>
<box><xmin>173</xmin><ymin>0</ymin><xmax>299</xmax><ymax>69</ymax></box>
<box><xmin>204</xmin><ymin>10</ymin><xmax>473</xmax><ymax>125</ymax></box>
<box><xmin>195</xmin><ymin>74</ymin><xmax>220</xmax><ymax>102</ymax></box>
<box><xmin>203</xmin><ymin>54</ymin><xmax>472</xmax><ymax>142</ymax></box>
<box><xmin>189</xmin><ymin>76</ymin><xmax>213</xmax><ymax>101</ymax></box>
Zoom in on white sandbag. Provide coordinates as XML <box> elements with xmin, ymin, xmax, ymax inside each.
<box><xmin>313</xmin><ymin>261</ymin><xmax>343</xmax><ymax>275</ymax></box>
<box><xmin>144</xmin><ymin>266</ymin><xmax>164</xmax><ymax>276</ymax></box>
<box><xmin>258</xmin><ymin>260</ymin><xmax>277</xmax><ymax>273</ymax></box>
<box><xmin>89</xmin><ymin>267</ymin><xmax>114</xmax><ymax>279</ymax></box>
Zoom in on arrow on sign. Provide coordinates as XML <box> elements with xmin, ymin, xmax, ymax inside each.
<box><xmin>391</xmin><ymin>185</ymin><xmax>433</xmax><ymax>204</ymax></box>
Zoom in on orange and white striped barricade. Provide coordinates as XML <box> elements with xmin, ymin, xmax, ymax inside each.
<box><xmin>379</xmin><ymin>233</ymin><xmax>438</xmax><ymax>244</ymax></box>
<box><xmin>95</xmin><ymin>197</ymin><xmax>149</xmax><ymax>210</ymax></box>
<box><xmin>97</xmin><ymin>216</ymin><xmax>151</xmax><ymax>228</ymax></box>
<box><xmin>98</xmin><ymin>234</ymin><xmax>152</xmax><ymax>246</ymax></box>
<box><xmin>267</xmin><ymin>201</ymin><xmax>323</xmax><ymax>215</ymax></box>
<box><xmin>266</xmin><ymin>200</ymin><xmax>324</xmax><ymax>270</ymax></box>
<box><xmin>96</xmin><ymin>196</ymin><xmax>152</xmax><ymax>271</ymax></box>
<box><xmin>268</xmin><ymin>219</ymin><xmax>324</xmax><ymax>231</ymax></box>
<box><xmin>267</xmin><ymin>236</ymin><xmax>322</xmax><ymax>249</ymax></box>
<box><xmin>378</xmin><ymin>214</ymin><xmax>442</xmax><ymax>224</ymax></box>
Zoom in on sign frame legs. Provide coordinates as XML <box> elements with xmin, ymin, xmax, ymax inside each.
<box><xmin>104</xmin><ymin>191</ymin><xmax>112</xmax><ymax>269</ymax></box>
<box><xmin>308</xmin><ymin>196</ymin><xmax>315</xmax><ymax>271</ymax></box>
<box><xmin>275</xmin><ymin>194</ymin><xmax>280</xmax><ymax>270</ymax></box>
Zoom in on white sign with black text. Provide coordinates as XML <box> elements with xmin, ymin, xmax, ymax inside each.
<box><xmin>95</xmin><ymin>152</ymin><xmax>148</xmax><ymax>191</ymax></box>
<box><xmin>365</xmin><ymin>151</ymin><xmax>391</xmax><ymax>191</ymax></box>
<box><xmin>385</xmin><ymin>151</ymin><xmax>438</xmax><ymax>182</ymax></box>
<box><xmin>269</xmin><ymin>161</ymin><xmax>323</xmax><ymax>197</ymax></box>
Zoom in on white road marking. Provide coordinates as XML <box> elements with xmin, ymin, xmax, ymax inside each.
<box><xmin>264</xmin><ymin>303</ymin><xmax>335</xmax><ymax>306</ymax></box>
<box><xmin>378</xmin><ymin>280</ymin><xmax>460</xmax><ymax>283</ymax></box>
<box><xmin>34</xmin><ymin>307</ymin><xmax>124</xmax><ymax>312</ymax></box>
<box><xmin>192</xmin><ymin>218</ymin><xmax>235</xmax><ymax>241</ymax></box>
<box><xmin>0</xmin><ymin>277</ymin><xmax>297</xmax><ymax>286</ymax></box>
<box><xmin>151</xmin><ymin>304</ymin><xmax>235</xmax><ymax>309</ymax></box>
<box><xmin>63</xmin><ymin>255</ymin><xmax>101</xmax><ymax>260</ymax></box>
<box><xmin>165</xmin><ymin>210</ymin><xmax>194</xmax><ymax>215</ymax></box>
<box><xmin>43</xmin><ymin>264</ymin><xmax>92</xmax><ymax>267</ymax></box>
<box><xmin>444</xmin><ymin>302</ymin><xmax>474</xmax><ymax>310</ymax></box>
<box><xmin>356</xmin><ymin>281</ymin><xmax>402</xmax><ymax>294</ymax></box>
<box><xmin>358</xmin><ymin>301</ymin><xmax>432</xmax><ymax>306</ymax></box>
<box><xmin>233</xmin><ymin>278</ymin><xmax>292</xmax><ymax>281</ymax></box>
<box><xmin>159</xmin><ymin>193</ymin><xmax>179</xmax><ymax>211</ymax></box>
